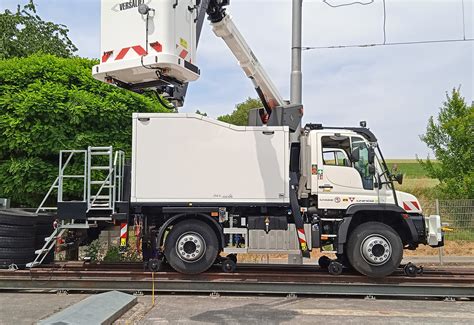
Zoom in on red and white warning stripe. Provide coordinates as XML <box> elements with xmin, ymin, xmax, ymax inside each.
<box><xmin>120</xmin><ymin>223</ymin><xmax>128</xmax><ymax>243</ymax></box>
<box><xmin>115</xmin><ymin>45</ymin><xmax>147</xmax><ymax>61</ymax></box>
<box><xmin>297</xmin><ymin>228</ymin><xmax>307</xmax><ymax>246</ymax></box>
<box><xmin>403</xmin><ymin>201</ymin><xmax>420</xmax><ymax>212</ymax></box>
<box><xmin>102</xmin><ymin>42</ymin><xmax>164</xmax><ymax>63</ymax></box>
<box><xmin>120</xmin><ymin>223</ymin><xmax>128</xmax><ymax>238</ymax></box>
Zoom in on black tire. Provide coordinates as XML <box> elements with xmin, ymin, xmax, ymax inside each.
<box><xmin>0</xmin><ymin>211</ymin><xmax>36</xmax><ymax>227</ymax></box>
<box><xmin>0</xmin><ymin>236</ymin><xmax>35</xmax><ymax>248</ymax></box>
<box><xmin>0</xmin><ymin>224</ymin><xmax>35</xmax><ymax>238</ymax></box>
<box><xmin>164</xmin><ymin>220</ymin><xmax>219</xmax><ymax>275</ymax></box>
<box><xmin>0</xmin><ymin>247</ymin><xmax>36</xmax><ymax>259</ymax></box>
<box><xmin>336</xmin><ymin>253</ymin><xmax>352</xmax><ymax>270</ymax></box>
<box><xmin>0</xmin><ymin>257</ymin><xmax>33</xmax><ymax>269</ymax></box>
<box><xmin>36</xmin><ymin>224</ymin><xmax>54</xmax><ymax>235</ymax></box>
<box><xmin>347</xmin><ymin>222</ymin><xmax>403</xmax><ymax>278</ymax></box>
<box><xmin>36</xmin><ymin>215</ymin><xmax>55</xmax><ymax>226</ymax></box>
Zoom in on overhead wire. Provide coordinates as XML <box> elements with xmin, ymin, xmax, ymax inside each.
<box><xmin>305</xmin><ymin>0</ymin><xmax>473</xmax><ymax>50</ymax></box>
<box><xmin>301</xmin><ymin>38</ymin><xmax>474</xmax><ymax>50</ymax></box>
<box><xmin>322</xmin><ymin>0</ymin><xmax>374</xmax><ymax>8</ymax></box>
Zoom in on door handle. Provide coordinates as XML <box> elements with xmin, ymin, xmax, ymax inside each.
<box><xmin>319</xmin><ymin>185</ymin><xmax>334</xmax><ymax>189</ymax></box>
<box><xmin>262</xmin><ymin>131</ymin><xmax>275</xmax><ymax>135</ymax></box>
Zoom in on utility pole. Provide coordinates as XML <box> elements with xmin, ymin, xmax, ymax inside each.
<box><xmin>289</xmin><ymin>0</ymin><xmax>304</xmax><ymax>265</ymax></box>
<box><xmin>291</xmin><ymin>0</ymin><xmax>303</xmax><ymax>106</ymax></box>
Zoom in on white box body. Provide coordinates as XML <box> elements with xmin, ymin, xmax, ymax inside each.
<box><xmin>93</xmin><ymin>0</ymin><xmax>200</xmax><ymax>84</ymax></box>
<box><xmin>131</xmin><ymin>114</ymin><xmax>290</xmax><ymax>204</ymax></box>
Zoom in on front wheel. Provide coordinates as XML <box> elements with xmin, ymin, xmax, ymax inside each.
<box><xmin>347</xmin><ymin>222</ymin><xmax>403</xmax><ymax>278</ymax></box>
<box><xmin>164</xmin><ymin>220</ymin><xmax>219</xmax><ymax>274</ymax></box>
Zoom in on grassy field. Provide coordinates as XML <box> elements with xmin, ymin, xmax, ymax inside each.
<box><xmin>385</xmin><ymin>159</ymin><xmax>438</xmax><ymax>201</ymax></box>
<box><xmin>385</xmin><ymin>159</ymin><xmax>431</xmax><ymax>178</ymax></box>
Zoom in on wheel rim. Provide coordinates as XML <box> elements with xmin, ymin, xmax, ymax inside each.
<box><xmin>176</xmin><ymin>232</ymin><xmax>206</xmax><ymax>263</ymax></box>
<box><xmin>360</xmin><ymin>234</ymin><xmax>392</xmax><ymax>266</ymax></box>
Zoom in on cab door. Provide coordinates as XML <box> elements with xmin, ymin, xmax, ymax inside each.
<box><xmin>316</xmin><ymin>134</ymin><xmax>379</xmax><ymax>209</ymax></box>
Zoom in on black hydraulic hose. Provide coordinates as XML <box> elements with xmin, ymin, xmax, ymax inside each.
<box><xmin>255</xmin><ymin>86</ymin><xmax>272</xmax><ymax>116</ymax></box>
<box><xmin>155</xmin><ymin>92</ymin><xmax>176</xmax><ymax>110</ymax></box>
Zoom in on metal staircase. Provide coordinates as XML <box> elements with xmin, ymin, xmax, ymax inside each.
<box><xmin>36</xmin><ymin>150</ymin><xmax>88</xmax><ymax>213</ymax></box>
<box><xmin>29</xmin><ymin>146</ymin><xmax>125</xmax><ymax>268</ymax></box>
<box><xmin>36</xmin><ymin>146</ymin><xmax>125</xmax><ymax>215</ymax></box>
<box><xmin>88</xmin><ymin>146</ymin><xmax>114</xmax><ymax>213</ymax></box>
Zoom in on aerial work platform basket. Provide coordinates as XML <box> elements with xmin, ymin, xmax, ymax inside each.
<box><xmin>92</xmin><ymin>0</ymin><xmax>200</xmax><ymax>88</ymax></box>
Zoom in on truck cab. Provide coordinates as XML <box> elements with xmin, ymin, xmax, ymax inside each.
<box><xmin>295</xmin><ymin>124</ymin><xmax>443</xmax><ymax>276</ymax></box>
<box><xmin>300</xmin><ymin>125</ymin><xmax>425</xmax><ymax>212</ymax></box>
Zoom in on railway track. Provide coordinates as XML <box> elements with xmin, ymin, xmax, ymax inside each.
<box><xmin>0</xmin><ymin>263</ymin><xmax>473</xmax><ymax>299</ymax></box>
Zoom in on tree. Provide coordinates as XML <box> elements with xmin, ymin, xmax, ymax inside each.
<box><xmin>0</xmin><ymin>1</ymin><xmax>77</xmax><ymax>59</ymax></box>
<box><xmin>218</xmin><ymin>97</ymin><xmax>262</xmax><ymax>126</ymax></box>
<box><xmin>418</xmin><ymin>88</ymin><xmax>474</xmax><ymax>198</ymax></box>
<box><xmin>195</xmin><ymin>110</ymin><xmax>207</xmax><ymax>116</ymax></box>
<box><xmin>0</xmin><ymin>54</ymin><xmax>167</xmax><ymax>207</ymax></box>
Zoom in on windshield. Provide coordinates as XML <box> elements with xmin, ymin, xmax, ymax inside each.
<box><xmin>351</xmin><ymin>137</ymin><xmax>374</xmax><ymax>190</ymax></box>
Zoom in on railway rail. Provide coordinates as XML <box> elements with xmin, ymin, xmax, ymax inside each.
<box><xmin>0</xmin><ymin>263</ymin><xmax>473</xmax><ymax>299</ymax></box>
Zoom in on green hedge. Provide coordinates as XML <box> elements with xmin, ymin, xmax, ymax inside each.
<box><xmin>0</xmin><ymin>54</ymin><xmax>167</xmax><ymax>207</ymax></box>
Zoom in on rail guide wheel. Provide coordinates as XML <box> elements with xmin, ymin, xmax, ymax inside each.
<box><xmin>148</xmin><ymin>258</ymin><xmax>164</xmax><ymax>272</ymax></box>
<box><xmin>221</xmin><ymin>258</ymin><xmax>237</xmax><ymax>273</ymax></box>
<box><xmin>226</xmin><ymin>254</ymin><xmax>237</xmax><ymax>264</ymax></box>
<box><xmin>403</xmin><ymin>262</ymin><xmax>423</xmax><ymax>277</ymax></box>
<box><xmin>328</xmin><ymin>261</ymin><xmax>343</xmax><ymax>276</ymax></box>
<box><xmin>318</xmin><ymin>255</ymin><xmax>331</xmax><ymax>269</ymax></box>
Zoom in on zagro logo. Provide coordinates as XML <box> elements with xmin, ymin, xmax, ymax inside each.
<box><xmin>119</xmin><ymin>0</ymin><xmax>145</xmax><ymax>11</ymax></box>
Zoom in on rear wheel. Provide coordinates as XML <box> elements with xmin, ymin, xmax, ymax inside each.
<box><xmin>347</xmin><ymin>222</ymin><xmax>403</xmax><ymax>278</ymax></box>
<box><xmin>164</xmin><ymin>220</ymin><xmax>219</xmax><ymax>275</ymax></box>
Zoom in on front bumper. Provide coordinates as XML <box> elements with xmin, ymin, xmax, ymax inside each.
<box><xmin>424</xmin><ymin>214</ymin><xmax>444</xmax><ymax>247</ymax></box>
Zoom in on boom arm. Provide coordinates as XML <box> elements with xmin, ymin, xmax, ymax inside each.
<box><xmin>206</xmin><ymin>1</ymin><xmax>285</xmax><ymax>115</ymax></box>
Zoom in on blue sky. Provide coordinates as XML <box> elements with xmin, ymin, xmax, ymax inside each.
<box><xmin>1</xmin><ymin>0</ymin><xmax>473</xmax><ymax>158</ymax></box>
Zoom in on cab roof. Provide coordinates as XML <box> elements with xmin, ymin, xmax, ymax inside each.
<box><xmin>304</xmin><ymin>124</ymin><xmax>377</xmax><ymax>142</ymax></box>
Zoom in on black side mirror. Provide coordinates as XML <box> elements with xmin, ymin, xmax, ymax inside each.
<box><xmin>350</xmin><ymin>147</ymin><xmax>360</xmax><ymax>162</ymax></box>
<box><xmin>393</xmin><ymin>173</ymin><xmax>404</xmax><ymax>185</ymax></box>
<box><xmin>368</xmin><ymin>147</ymin><xmax>375</xmax><ymax>164</ymax></box>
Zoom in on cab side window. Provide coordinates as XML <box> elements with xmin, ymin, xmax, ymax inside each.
<box><xmin>321</xmin><ymin>135</ymin><xmax>374</xmax><ymax>190</ymax></box>
<box><xmin>323</xmin><ymin>150</ymin><xmax>350</xmax><ymax>166</ymax></box>
<box><xmin>321</xmin><ymin>136</ymin><xmax>351</xmax><ymax>166</ymax></box>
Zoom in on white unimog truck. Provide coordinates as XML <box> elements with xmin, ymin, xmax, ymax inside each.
<box><xmin>30</xmin><ymin>0</ymin><xmax>443</xmax><ymax>278</ymax></box>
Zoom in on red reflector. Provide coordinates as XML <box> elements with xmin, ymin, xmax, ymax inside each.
<box><xmin>150</xmin><ymin>41</ymin><xmax>163</xmax><ymax>53</ymax></box>
<box><xmin>132</xmin><ymin>45</ymin><xmax>147</xmax><ymax>56</ymax></box>
<box><xmin>102</xmin><ymin>51</ymin><xmax>113</xmax><ymax>63</ymax></box>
